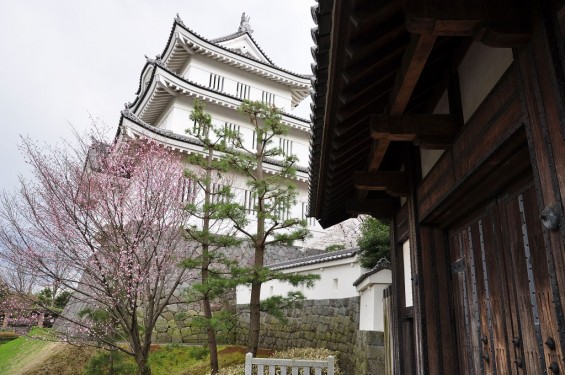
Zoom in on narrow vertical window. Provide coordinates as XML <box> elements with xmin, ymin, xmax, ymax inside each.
<box><xmin>236</xmin><ymin>82</ymin><xmax>250</xmax><ymax>99</ymax></box>
<box><xmin>224</xmin><ymin>122</ymin><xmax>240</xmax><ymax>141</ymax></box>
<box><xmin>333</xmin><ymin>278</ymin><xmax>338</xmax><ymax>291</ymax></box>
<box><xmin>279</xmin><ymin>138</ymin><xmax>293</xmax><ymax>156</ymax></box>
<box><xmin>208</xmin><ymin>73</ymin><xmax>224</xmax><ymax>91</ymax></box>
<box><xmin>261</xmin><ymin>91</ymin><xmax>275</xmax><ymax>105</ymax></box>
<box><xmin>244</xmin><ymin>190</ymin><xmax>256</xmax><ymax>212</ymax></box>
<box><xmin>403</xmin><ymin>240</ymin><xmax>413</xmax><ymax>307</ymax></box>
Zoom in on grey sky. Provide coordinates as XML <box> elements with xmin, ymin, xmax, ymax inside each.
<box><xmin>0</xmin><ymin>0</ymin><xmax>315</xmax><ymax>193</ymax></box>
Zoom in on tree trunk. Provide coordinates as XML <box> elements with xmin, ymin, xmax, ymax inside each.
<box><xmin>131</xmin><ymin>322</ymin><xmax>151</xmax><ymax>375</ymax></box>
<box><xmin>134</xmin><ymin>355</ymin><xmax>151</xmax><ymax>375</ymax></box>
<box><xmin>203</xmin><ymin>139</ymin><xmax>220</xmax><ymax>374</ymax></box>
<box><xmin>248</xmin><ymin>278</ymin><xmax>262</xmax><ymax>357</ymax></box>
<box><xmin>248</xmin><ymin>241</ymin><xmax>265</xmax><ymax>357</ymax></box>
<box><xmin>203</xmin><ymin>295</ymin><xmax>219</xmax><ymax>374</ymax></box>
<box><xmin>247</xmin><ymin>116</ymin><xmax>265</xmax><ymax>357</ymax></box>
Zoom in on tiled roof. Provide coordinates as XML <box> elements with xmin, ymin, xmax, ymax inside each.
<box><xmin>160</xmin><ymin>19</ymin><xmax>310</xmax><ymax>79</ymax></box>
<box><xmin>268</xmin><ymin>248</ymin><xmax>358</xmax><ymax>271</ymax></box>
<box><xmin>129</xmin><ymin>63</ymin><xmax>310</xmax><ymax>125</ymax></box>
<box><xmin>119</xmin><ymin>111</ymin><xmax>309</xmax><ymax>174</ymax></box>
<box><xmin>210</xmin><ymin>30</ymin><xmax>275</xmax><ymax>66</ymax></box>
<box><xmin>352</xmin><ymin>258</ymin><xmax>391</xmax><ymax>287</ymax></box>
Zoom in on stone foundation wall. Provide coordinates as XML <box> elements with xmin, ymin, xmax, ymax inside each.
<box><xmin>152</xmin><ymin>289</ymin><xmax>237</xmax><ymax>345</ymax></box>
<box><xmin>152</xmin><ymin>244</ymin><xmax>324</xmax><ymax>344</ymax></box>
<box><xmin>236</xmin><ymin>297</ymin><xmax>385</xmax><ymax>375</ymax></box>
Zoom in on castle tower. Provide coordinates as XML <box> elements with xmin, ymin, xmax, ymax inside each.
<box><xmin>117</xmin><ymin>13</ymin><xmax>323</xmax><ymax>240</ymax></box>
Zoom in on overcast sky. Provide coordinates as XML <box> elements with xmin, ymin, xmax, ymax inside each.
<box><xmin>0</xmin><ymin>0</ymin><xmax>316</xmax><ymax>193</ymax></box>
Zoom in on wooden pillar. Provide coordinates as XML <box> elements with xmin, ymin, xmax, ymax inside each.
<box><xmin>392</xmin><ymin>205</ymin><xmax>409</xmax><ymax>375</ymax></box>
<box><xmin>405</xmin><ymin>144</ymin><xmax>426</xmax><ymax>375</ymax></box>
<box><xmin>419</xmin><ymin>226</ymin><xmax>460</xmax><ymax>374</ymax></box>
<box><xmin>391</xmin><ymin>144</ymin><xmax>426</xmax><ymax>375</ymax></box>
<box><xmin>516</xmin><ymin>0</ymin><xmax>565</xmax><ymax>358</ymax></box>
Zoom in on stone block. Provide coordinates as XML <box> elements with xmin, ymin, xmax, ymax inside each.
<box><xmin>155</xmin><ymin>317</ymin><xmax>168</xmax><ymax>333</ymax></box>
<box><xmin>157</xmin><ymin>333</ymin><xmax>171</xmax><ymax>343</ymax></box>
<box><xmin>162</xmin><ymin>311</ymin><xmax>174</xmax><ymax>321</ymax></box>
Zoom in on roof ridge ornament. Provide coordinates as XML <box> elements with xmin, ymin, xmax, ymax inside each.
<box><xmin>238</xmin><ymin>12</ymin><xmax>253</xmax><ymax>34</ymax></box>
<box><xmin>145</xmin><ymin>54</ymin><xmax>164</xmax><ymax>67</ymax></box>
<box><xmin>121</xmin><ymin>102</ymin><xmax>132</xmax><ymax>116</ymax></box>
<box><xmin>175</xmin><ymin>13</ymin><xmax>185</xmax><ymax>27</ymax></box>
<box><xmin>374</xmin><ymin>258</ymin><xmax>391</xmax><ymax>270</ymax></box>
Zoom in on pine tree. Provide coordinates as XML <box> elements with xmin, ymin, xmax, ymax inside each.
<box><xmin>224</xmin><ymin>100</ymin><xmax>317</xmax><ymax>356</ymax></box>
<box><xmin>357</xmin><ymin>216</ymin><xmax>390</xmax><ymax>268</ymax></box>
<box><xmin>183</xmin><ymin>100</ymin><xmax>243</xmax><ymax>375</ymax></box>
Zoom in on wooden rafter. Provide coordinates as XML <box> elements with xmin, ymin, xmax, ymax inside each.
<box><xmin>366</xmin><ymin>33</ymin><xmax>436</xmax><ymax>173</ymax></box>
<box><xmin>371</xmin><ymin>114</ymin><xmax>459</xmax><ymax>149</ymax></box>
<box><xmin>388</xmin><ymin>33</ymin><xmax>437</xmax><ymax>116</ymax></box>
<box><xmin>353</xmin><ymin>171</ymin><xmax>409</xmax><ymax>197</ymax></box>
<box><xmin>368</xmin><ymin>139</ymin><xmax>391</xmax><ymax>172</ymax></box>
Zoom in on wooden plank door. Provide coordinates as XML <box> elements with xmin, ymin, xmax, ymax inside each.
<box><xmin>449</xmin><ymin>183</ymin><xmax>564</xmax><ymax>374</ymax></box>
<box><xmin>498</xmin><ymin>185</ymin><xmax>564</xmax><ymax>374</ymax></box>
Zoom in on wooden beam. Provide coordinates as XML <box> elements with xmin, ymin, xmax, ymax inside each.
<box><xmin>345</xmin><ymin>198</ymin><xmax>394</xmax><ymax>219</ymax></box>
<box><xmin>353</xmin><ymin>171</ymin><xmax>409</xmax><ymax>197</ymax></box>
<box><xmin>365</xmin><ymin>33</ymin><xmax>436</xmax><ymax>172</ymax></box>
<box><xmin>388</xmin><ymin>33</ymin><xmax>437</xmax><ymax>116</ymax></box>
<box><xmin>368</xmin><ymin>139</ymin><xmax>391</xmax><ymax>172</ymax></box>
<box><xmin>370</xmin><ymin>114</ymin><xmax>459</xmax><ymax>149</ymax></box>
<box><xmin>404</xmin><ymin>0</ymin><xmax>531</xmax><ymax>47</ymax></box>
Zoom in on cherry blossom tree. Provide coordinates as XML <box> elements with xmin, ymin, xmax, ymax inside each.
<box><xmin>0</xmin><ymin>262</ymin><xmax>38</xmax><ymax>296</ymax></box>
<box><xmin>0</xmin><ymin>132</ymin><xmax>193</xmax><ymax>375</ymax></box>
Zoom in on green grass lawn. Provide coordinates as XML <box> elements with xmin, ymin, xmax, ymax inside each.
<box><xmin>0</xmin><ymin>332</ymin><xmax>54</xmax><ymax>375</ymax></box>
<box><xmin>0</xmin><ymin>330</ymin><xmax>253</xmax><ymax>375</ymax></box>
<box><xmin>83</xmin><ymin>344</ymin><xmax>251</xmax><ymax>375</ymax></box>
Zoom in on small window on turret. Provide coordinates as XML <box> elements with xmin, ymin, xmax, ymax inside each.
<box><xmin>208</xmin><ymin>73</ymin><xmax>225</xmax><ymax>92</ymax></box>
<box><xmin>236</xmin><ymin>82</ymin><xmax>250</xmax><ymax>99</ymax></box>
<box><xmin>261</xmin><ymin>91</ymin><xmax>275</xmax><ymax>106</ymax></box>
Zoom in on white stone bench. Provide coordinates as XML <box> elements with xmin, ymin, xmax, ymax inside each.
<box><xmin>244</xmin><ymin>353</ymin><xmax>335</xmax><ymax>375</ymax></box>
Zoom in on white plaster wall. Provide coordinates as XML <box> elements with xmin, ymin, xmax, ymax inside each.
<box><xmin>155</xmin><ymin>97</ymin><xmax>311</xmax><ymax>168</ymax></box>
<box><xmin>420</xmin><ymin>90</ymin><xmax>448</xmax><ymax>178</ymax></box>
<box><xmin>357</xmin><ymin>269</ymin><xmax>392</xmax><ymax>331</ymax></box>
<box><xmin>458</xmin><ymin>43</ymin><xmax>513</xmax><ymax>123</ymax></box>
<box><xmin>236</xmin><ymin>256</ymin><xmax>366</xmax><ymax>304</ymax></box>
<box><xmin>419</xmin><ymin>45</ymin><xmax>512</xmax><ymax>179</ymax></box>
<box><xmin>184</xmin><ymin>55</ymin><xmax>292</xmax><ymax>111</ymax></box>
<box><xmin>152</xmin><ymin>97</ymin><xmax>322</xmax><ymax>236</ymax></box>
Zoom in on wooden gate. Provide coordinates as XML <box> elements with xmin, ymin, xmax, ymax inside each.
<box><xmin>449</xmin><ymin>182</ymin><xmax>564</xmax><ymax>374</ymax></box>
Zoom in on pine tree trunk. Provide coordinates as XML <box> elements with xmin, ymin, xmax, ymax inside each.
<box><xmin>248</xmin><ymin>241</ymin><xmax>264</xmax><ymax>357</ymax></box>
<box><xmin>248</xmin><ymin>278</ymin><xmax>262</xmax><ymax>357</ymax></box>
<box><xmin>247</xmin><ymin>116</ymin><xmax>265</xmax><ymax>357</ymax></box>
<box><xmin>203</xmin><ymin>294</ymin><xmax>219</xmax><ymax>374</ymax></box>
<box><xmin>203</xmin><ymin>143</ymin><xmax>219</xmax><ymax>374</ymax></box>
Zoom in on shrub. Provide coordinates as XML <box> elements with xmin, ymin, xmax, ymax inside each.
<box><xmin>324</xmin><ymin>244</ymin><xmax>345</xmax><ymax>252</ymax></box>
<box><xmin>0</xmin><ymin>331</ymin><xmax>17</xmax><ymax>338</ymax></box>
<box><xmin>83</xmin><ymin>350</ymin><xmax>137</xmax><ymax>375</ymax></box>
<box><xmin>189</xmin><ymin>345</ymin><xmax>210</xmax><ymax>360</ymax></box>
<box><xmin>357</xmin><ymin>217</ymin><xmax>390</xmax><ymax>268</ymax></box>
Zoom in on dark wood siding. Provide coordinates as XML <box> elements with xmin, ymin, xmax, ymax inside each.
<box><xmin>448</xmin><ymin>181</ymin><xmax>565</xmax><ymax>374</ymax></box>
